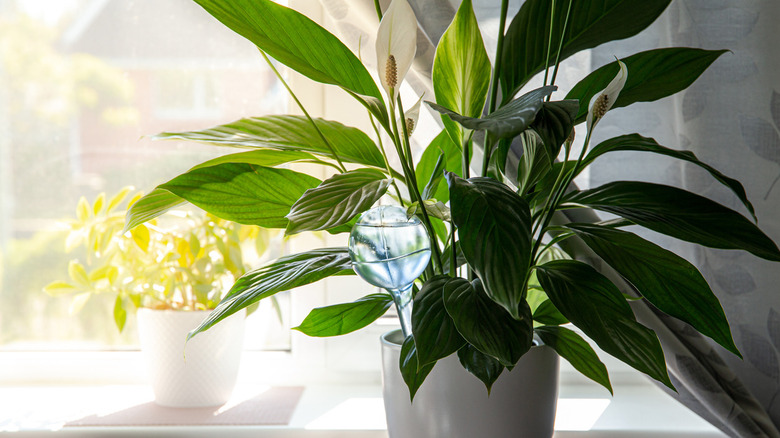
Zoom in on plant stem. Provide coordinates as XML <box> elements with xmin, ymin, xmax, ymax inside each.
<box><xmin>481</xmin><ymin>133</ymin><xmax>494</xmax><ymax>177</ymax></box>
<box><xmin>548</xmin><ymin>0</ymin><xmax>573</xmax><ymax>93</ymax></box>
<box><xmin>396</xmin><ymin>96</ymin><xmax>443</xmax><ymax>274</ymax></box>
<box><xmin>531</xmin><ymin>130</ymin><xmax>592</xmax><ymax>259</ymax></box>
<box><xmin>450</xmin><ymin>220</ymin><xmax>456</xmax><ymax>278</ymax></box>
<box><xmin>462</xmin><ymin>133</ymin><xmax>471</xmax><ymax>179</ymax></box>
<box><xmin>542</xmin><ymin>0</ymin><xmax>556</xmax><ymax>87</ymax></box>
<box><xmin>369</xmin><ymin>114</ymin><xmax>406</xmax><ymax>203</ymax></box>
<box><xmin>373</xmin><ymin>0</ymin><xmax>383</xmax><ymax>21</ymax></box>
<box><xmin>487</xmin><ymin>0</ymin><xmax>509</xmax><ymax>115</ymax></box>
<box><xmin>260</xmin><ymin>50</ymin><xmax>347</xmax><ymax>173</ymax></box>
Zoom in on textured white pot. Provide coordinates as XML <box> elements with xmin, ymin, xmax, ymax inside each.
<box><xmin>381</xmin><ymin>329</ymin><xmax>559</xmax><ymax>438</ymax></box>
<box><xmin>137</xmin><ymin>308</ymin><xmax>245</xmax><ymax>407</ymax></box>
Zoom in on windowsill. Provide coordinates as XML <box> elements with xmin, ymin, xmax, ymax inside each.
<box><xmin>1</xmin><ymin>380</ymin><xmax>725</xmax><ymax>437</ymax></box>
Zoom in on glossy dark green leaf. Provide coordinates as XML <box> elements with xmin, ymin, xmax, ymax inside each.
<box><xmin>565</xmin><ymin>181</ymin><xmax>780</xmax><ymax>261</ymax></box>
<box><xmin>286</xmin><ymin>169</ymin><xmax>391</xmax><ymax>235</ymax></box>
<box><xmin>536</xmin><ymin>260</ymin><xmax>673</xmax><ymax>389</ymax></box>
<box><xmin>583</xmin><ymin>133</ymin><xmax>756</xmax><ymax>221</ymax></box>
<box><xmin>500</xmin><ymin>0</ymin><xmax>672</xmax><ymax>99</ymax></box>
<box><xmin>412</xmin><ymin>276</ymin><xmax>466</xmax><ymax>367</ymax></box>
<box><xmin>532</xmin><ymin>300</ymin><xmax>569</xmax><ymax>326</ymax></box>
<box><xmin>400</xmin><ymin>335</ymin><xmax>436</xmax><ymax>401</ymax></box>
<box><xmin>293</xmin><ymin>293</ymin><xmax>393</xmax><ymax>337</ymax></box>
<box><xmin>536</xmin><ymin>325</ymin><xmax>612</xmax><ymax>394</ymax></box>
<box><xmin>457</xmin><ymin>344</ymin><xmax>504</xmax><ymax>394</ymax></box>
<box><xmin>192</xmin><ymin>0</ymin><xmax>381</xmax><ymax>100</ymax></box>
<box><xmin>416</xmin><ymin>131</ymin><xmax>462</xmax><ymax>203</ymax></box>
<box><xmin>432</xmin><ymin>0</ymin><xmax>492</xmax><ymax>145</ymax></box>
<box><xmin>529</xmin><ymin>100</ymin><xmax>578</xmax><ymax>163</ymax></box>
<box><xmin>154</xmin><ymin>115</ymin><xmax>385</xmax><ymax>169</ymax></box>
<box><xmin>514</xmin><ymin>131</ymin><xmax>552</xmax><ymax>195</ymax></box>
<box><xmin>159</xmin><ymin>163</ymin><xmax>320</xmax><ymax>228</ymax></box>
<box><xmin>565</xmin><ymin>223</ymin><xmax>739</xmax><ymax>356</ymax></box>
<box><xmin>188</xmin><ymin>248</ymin><xmax>354</xmax><ymax>340</ymax></box>
<box><xmin>567</xmin><ymin>48</ymin><xmax>727</xmax><ymax>123</ymax></box>
<box><xmin>446</xmin><ymin>173</ymin><xmax>533</xmax><ymax>317</ymax></box>
<box><xmin>443</xmin><ymin>278</ymin><xmax>533</xmax><ymax>366</ymax></box>
<box><xmin>427</xmin><ymin>86</ymin><xmax>556</xmax><ymax>140</ymax></box>
<box><xmin>124</xmin><ymin>188</ymin><xmax>185</xmax><ymax>233</ymax></box>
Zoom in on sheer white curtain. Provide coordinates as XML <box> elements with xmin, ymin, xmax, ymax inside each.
<box><xmin>321</xmin><ymin>1</ymin><xmax>780</xmax><ymax>436</ymax></box>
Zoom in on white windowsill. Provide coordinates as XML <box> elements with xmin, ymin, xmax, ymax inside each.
<box><xmin>1</xmin><ymin>378</ymin><xmax>725</xmax><ymax>437</ymax></box>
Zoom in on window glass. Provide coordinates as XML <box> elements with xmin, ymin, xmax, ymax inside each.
<box><xmin>0</xmin><ymin>0</ymin><xmax>290</xmax><ymax>351</ymax></box>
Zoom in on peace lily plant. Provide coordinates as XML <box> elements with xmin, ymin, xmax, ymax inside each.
<box><xmin>125</xmin><ymin>0</ymin><xmax>780</xmax><ymax>398</ymax></box>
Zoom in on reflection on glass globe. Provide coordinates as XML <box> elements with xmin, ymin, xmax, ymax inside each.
<box><xmin>348</xmin><ymin>205</ymin><xmax>431</xmax><ymax>292</ymax></box>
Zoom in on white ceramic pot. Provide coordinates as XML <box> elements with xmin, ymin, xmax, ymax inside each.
<box><xmin>136</xmin><ymin>308</ymin><xmax>245</xmax><ymax>407</ymax></box>
<box><xmin>381</xmin><ymin>329</ymin><xmax>559</xmax><ymax>438</ymax></box>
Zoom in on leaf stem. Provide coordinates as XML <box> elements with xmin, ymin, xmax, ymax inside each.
<box><xmin>396</xmin><ymin>96</ymin><xmax>443</xmax><ymax>274</ymax></box>
<box><xmin>487</xmin><ymin>0</ymin><xmax>509</xmax><ymax>115</ymax></box>
<box><xmin>260</xmin><ymin>50</ymin><xmax>347</xmax><ymax>173</ymax></box>
<box><xmin>450</xmin><ymin>220</ymin><xmax>457</xmax><ymax>278</ymax></box>
<box><xmin>542</xmin><ymin>0</ymin><xmax>556</xmax><ymax>87</ymax></box>
<box><xmin>369</xmin><ymin>114</ymin><xmax>406</xmax><ymax>203</ymax></box>
<box><xmin>548</xmin><ymin>0</ymin><xmax>573</xmax><ymax>94</ymax></box>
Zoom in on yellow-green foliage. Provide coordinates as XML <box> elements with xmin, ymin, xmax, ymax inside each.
<box><xmin>45</xmin><ymin>187</ymin><xmax>270</xmax><ymax>332</ymax></box>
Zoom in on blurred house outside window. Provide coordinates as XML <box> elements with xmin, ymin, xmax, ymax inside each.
<box><xmin>0</xmin><ymin>0</ymin><xmax>291</xmax><ymax>352</ymax></box>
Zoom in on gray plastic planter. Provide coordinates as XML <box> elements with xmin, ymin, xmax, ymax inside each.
<box><xmin>381</xmin><ymin>329</ymin><xmax>559</xmax><ymax>438</ymax></box>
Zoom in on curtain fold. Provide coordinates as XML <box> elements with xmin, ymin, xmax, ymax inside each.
<box><xmin>320</xmin><ymin>1</ymin><xmax>780</xmax><ymax>436</ymax></box>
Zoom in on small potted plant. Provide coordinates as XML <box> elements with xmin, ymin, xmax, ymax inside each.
<box><xmin>122</xmin><ymin>0</ymin><xmax>780</xmax><ymax>435</ymax></box>
<box><xmin>46</xmin><ymin>187</ymin><xmax>273</xmax><ymax>407</ymax></box>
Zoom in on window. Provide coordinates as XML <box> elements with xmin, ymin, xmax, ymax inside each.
<box><xmin>0</xmin><ymin>0</ymin><xmax>291</xmax><ymax>354</ymax></box>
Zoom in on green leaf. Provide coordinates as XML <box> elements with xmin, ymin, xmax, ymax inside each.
<box><xmin>446</xmin><ymin>173</ymin><xmax>533</xmax><ymax>318</ymax></box>
<box><xmin>567</xmin><ymin>48</ymin><xmax>727</xmax><ymax>123</ymax></box>
<box><xmin>583</xmin><ymin>133</ymin><xmax>756</xmax><ymax>221</ymax></box>
<box><xmin>293</xmin><ymin>293</ymin><xmax>393</xmax><ymax>337</ymax></box>
<box><xmin>113</xmin><ymin>295</ymin><xmax>127</xmax><ymax>333</ymax></box>
<box><xmin>565</xmin><ymin>223</ymin><xmax>739</xmax><ymax>356</ymax></box>
<box><xmin>406</xmin><ymin>200</ymin><xmax>451</xmax><ymax>222</ymax></box>
<box><xmin>516</xmin><ymin>131</ymin><xmax>552</xmax><ymax>195</ymax></box>
<box><xmin>565</xmin><ymin>181</ymin><xmax>780</xmax><ymax>261</ymax></box>
<box><xmin>529</xmin><ymin>100</ymin><xmax>578</xmax><ymax>163</ymax></box>
<box><xmin>130</xmin><ymin>224</ymin><xmax>150</xmax><ymax>252</ymax></box>
<box><xmin>43</xmin><ymin>281</ymin><xmax>78</xmax><ymax>296</ymax></box>
<box><xmin>68</xmin><ymin>260</ymin><xmax>90</xmax><ymax>286</ymax></box>
<box><xmin>536</xmin><ymin>325</ymin><xmax>612</xmax><ymax>394</ymax></box>
<box><xmin>192</xmin><ymin>0</ymin><xmax>381</xmax><ymax>100</ymax></box>
<box><xmin>532</xmin><ymin>299</ymin><xmax>569</xmax><ymax>326</ymax></box>
<box><xmin>159</xmin><ymin>163</ymin><xmax>320</xmax><ymax>229</ymax></box>
<box><xmin>416</xmin><ymin>131</ymin><xmax>461</xmax><ymax>203</ymax></box>
<box><xmin>191</xmin><ymin>149</ymin><xmax>320</xmax><ymax>171</ymax></box>
<box><xmin>285</xmin><ymin>169</ymin><xmax>391</xmax><ymax>235</ymax></box>
<box><xmin>536</xmin><ymin>260</ymin><xmax>673</xmax><ymax>389</ymax></box>
<box><xmin>428</xmin><ymin>86</ymin><xmax>555</xmax><ymax>140</ymax></box>
<box><xmin>188</xmin><ymin>248</ymin><xmax>354</xmax><ymax>340</ymax></box>
<box><xmin>443</xmin><ymin>278</ymin><xmax>533</xmax><ymax>367</ymax></box>
<box><xmin>500</xmin><ymin>0</ymin><xmax>672</xmax><ymax>99</ymax></box>
<box><xmin>154</xmin><ymin>115</ymin><xmax>385</xmax><ymax>169</ymax></box>
<box><xmin>432</xmin><ymin>0</ymin><xmax>492</xmax><ymax>145</ymax></box>
<box><xmin>412</xmin><ymin>276</ymin><xmax>466</xmax><ymax>367</ymax></box>
<box><xmin>457</xmin><ymin>344</ymin><xmax>504</xmax><ymax>394</ymax></box>
<box><xmin>124</xmin><ymin>188</ymin><xmax>186</xmax><ymax>233</ymax></box>
<box><xmin>400</xmin><ymin>335</ymin><xmax>436</xmax><ymax>401</ymax></box>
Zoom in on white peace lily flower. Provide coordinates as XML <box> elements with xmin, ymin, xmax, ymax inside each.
<box><xmin>586</xmin><ymin>59</ymin><xmax>628</xmax><ymax>132</ymax></box>
<box><xmin>401</xmin><ymin>94</ymin><xmax>424</xmax><ymax>135</ymax></box>
<box><xmin>376</xmin><ymin>0</ymin><xmax>417</xmax><ymax>100</ymax></box>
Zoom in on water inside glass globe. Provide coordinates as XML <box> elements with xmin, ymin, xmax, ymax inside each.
<box><xmin>348</xmin><ymin>205</ymin><xmax>432</xmax><ymax>291</ymax></box>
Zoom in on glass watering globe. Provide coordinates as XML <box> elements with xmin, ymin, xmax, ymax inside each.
<box><xmin>348</xmin><ymin>205</ymin><xmax>431</xmax><ymax>338</ymax></box>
